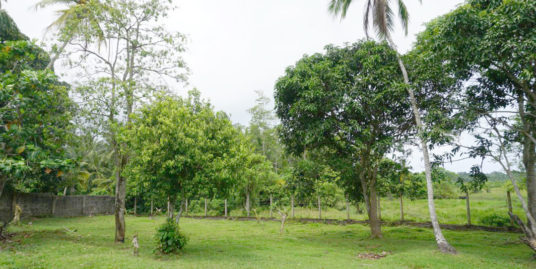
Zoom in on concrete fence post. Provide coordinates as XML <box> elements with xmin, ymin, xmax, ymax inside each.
<box><xmin>52</xmin><ymin>196</ymin><xmax>57</xmax><ymax>216</ymax></box>
<box><xmin>291</xmin><ymin>194</ymin><xmax>295</xmax><ymax>218</ymax></box>
<box><xmin>270</xmin><ymin>194</ymin><xmax>273</xmax><ymax>218</ymax></box>
<box><xmin>318</xmin><ymin>195</ymin><xmax>322</xmax><ymax>220</ymax></box>
<box><xmin>150</xmin><ymin>199</ymin><xmax>154</xmax><ymax>217</ymax></box>
<box><xmin>346</xmin><ymin>199</ymin><xmax>350</xmax><ymax>220</ymax></box>
<box><xmin>507</xmin><ymin>191</ymin><xmax>514</xmax><ymax>226</ymax></box>
<box><xmin>204</xmin><ymin>198</ymin><xmax>208</xmax><ymax>217</ymax></box>
<box><xmin>133</xmin><ymin>196</ymin><xmax>137</xmax><ymax>215</ymax></box>
<box><xmin>82</xmin><ymin>196</ymin><xmax>86</xmax><ymax>216</ymax></box>
<box><xmin>224</xmin><ymin>199</ymin><xmax>228</xmax><ymax>217</ymax></box>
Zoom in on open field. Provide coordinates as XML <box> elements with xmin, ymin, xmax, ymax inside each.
<box><xmin>186</xmin><ymin>187</ymin><xmax>525</xmax><ymax>226</ymax></box>
<box><xmin>0</xmin><ymin>215</ymin><xmax>534</xmax><ymax>269</ymax></box>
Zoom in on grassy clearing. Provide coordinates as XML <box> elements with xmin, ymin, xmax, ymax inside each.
<box><xmin>199</xmin><ymin>187</ymin><xmax>523</xmax><ymax>226</ymax></box>
<box><xmin>0</xmin><ymin>215</ymin><xmax>534</xmax><ymax>268</ymax></box>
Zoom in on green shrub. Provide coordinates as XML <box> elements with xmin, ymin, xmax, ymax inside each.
<box><xmin>433</xmin><ymin>181</ymin><xmax>458</xmax><ymax>199</ymax></box>
<box><xmin>481</xmin><ymin>214</ymin><xmax>511</xmax><ymax>227</ymax></box>
<box><xmin>154</xmin><ymin>219</ymin><xmax>188</xmax><ymax>254</ymax></box>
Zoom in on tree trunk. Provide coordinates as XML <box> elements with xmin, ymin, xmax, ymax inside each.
<box><xmin>291</xmin><ymin>194</ymin><xmax>295</xmax><ymax>218</ymax></box>
<box><xmin>175</xmin><ymin>200</ymin><xmax>185</xmax><ymax>224</ymax></box>
<box><xmin>168</xmin><ymin>198</ymin><xmax>175</xmax><ymax>220</ymax></box>
<box><xmin>114</xmin><ymin>162</ymin><xmax>126</xmax><ymax>243</ymax></box>
<box><xmin>185</xmin><ymin>198</ymin><xmax>188</xmax><ymax>216</ymax></box>
<box><xmin>224</xmin><ymin>199</ymin><xmax>228</xmax><ymax>217</ymax></box>
<box><xmin>167</xmin><ymin>197</ymin><xmax>170</xmax><ymax>218</ymax></box>
<box><xmin>133</xmin><ymin>196</ymin><xmax>137</xmax><ymax>216</ymax></box>
<box><xmin>493</xmin><ymin>103</ymin><xmax>536</xmax><ymax>250</ymax></box>
<box><xmin>150</xmin><ymin>199</ymin><xmax>154</xmax><ymax>217</ymax></box>
<box><xmin>0</xmin><ymin>176</ymin><xmax>6</xmax><ymax>238</ymax></box>
<box><xmin>359</xmin><ymin>161</ymin><xmax>381</xmax><ymax>238</ymax></box>
<box><xmin>466</xmin><ymin>192</ymin><xmax>471</xmax><ymax>226</ymax></box>
<box><xmin>377</xmin><ymin>196</ymin><xmax>381</xmax><ymax>220</ymax></box>
<box><xmin>524</xmin><ymin>139</ymin><xmax>536</xmax><ymax>223</ymax></box>
<box><xmin>270</xmin><ymin>194</ymin><xmax>273</xmax><ymax>218</ymax></box>
<box><xmin>204</xmin><ymin>198</ymin><xmax>208</xmax><ymax>217</ymax></box>
<box><xmin>400</xmin><ymin>194</ymin><xmax>404</xmax><ymax>222</ymax></box>
<box><xmin>0</xmin><ymin>176</ymin><xmax>7</xmax><ymax>202</ymax></box>
<box><xmin>278</xmin><ymin>210</ymin><xmax>287</xmax><ymax>235</ymax></box>
<box><xmin>368</xmin><ymin>183</ymin><xmax>382</xmax><ymax>239</ymax></box>
<box><xmin>317</xmin><ymin>195</ymin><xmax>322</xmax><ymax>219</ymax></box>
<box><xmin>46</xmin><ymin>38</ymin><xmax>70</xmax><ymax>70</ymax></box>
<box><xmin>346</xmin><ymin>199</ymin><xmax>350</xmax><ymax>220</ymax></box>
<box><xmin>507</xmin><ymin>191</ymin><xmax>513</xmax><ymax>226</ymax></box>
<box><xmin>246</xmin><ymin>192</ymin><xmax>250</xmax><ymax>217</ymax></box>
<box><xmin>386</xmin><ymin>35</ymin><xmax>456</xmax><ymax>254</ymax></box>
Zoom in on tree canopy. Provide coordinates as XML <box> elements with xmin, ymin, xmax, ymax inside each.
<box><xmin>275</xmin><ymin>40</ymin><xmax>412</xmax><ymax>237</ymax></box>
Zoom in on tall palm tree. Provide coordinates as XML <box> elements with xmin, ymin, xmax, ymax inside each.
<box><xmin>329</xmin><ymin>0</ymin><xmax>456</xmax><ymax>254</ymax></box>
<box><xmin>35</xmin><ymin>0</ymin><xmax>104</xmax><ymax>70</ymax></box>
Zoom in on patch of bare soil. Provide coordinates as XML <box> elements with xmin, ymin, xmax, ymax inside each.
<box><xmin>357</xmin><ymin>251</ymin><xmax>391</xmax><ymax>260</ymax></box>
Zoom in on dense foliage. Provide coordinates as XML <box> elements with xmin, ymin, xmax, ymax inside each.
<box><xmin>275</xmin><ymin>40</ymin><xmax>412</xmax><ymax>237</ymax></box>
<box><xmin>154</xmin><ymin>218</ymin><xmax>188</xmax><ymax>254</ymax></box>
<box><xmin>124</xmin><ymin>92</ymin><xmax>243</xmax><ymax>219</ymax></box>
<box><xmin>0</xmin><ymin>35</ymin><xmax>72</xmax><ymax>194</ymax></box>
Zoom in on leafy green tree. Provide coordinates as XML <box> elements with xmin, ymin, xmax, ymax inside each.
<box><xmin>456</xmin><ymin>166</ymin><xmax>487</xmax><ymax>226</ymax></box>
<box><xmin>328</xmin><ymin>0</ymin><xmax>456</xmax><ymax>253</ymax></box>
<box><xmin>236</xmin><ymin>146</ymin><xmax>273</xmax><ymax>217</ymax></box>
<box><xmin>247</xmin><ymin>90</ymin><xmax>286</xmax><ymax>173</ymax></box>
<box><xmin>0</xmin><ymin>10</ymin><xmax>28</xmax><ymax>41</ymax></box>
<box><xmin>63</xmin><ymin>0</ymin><xmax>187</xmax><ymax>242</ymax></box>
<box><xmin>0</xmin><ymin>19</ymin><xmax>73</xmax><ymax>234</ymax></box>
<box><xmin>124</xmin><ymin>93</ymin><xmax>242</xmax><ymax>225</ymax></box>
<box><xmin>287</xmin><ymin>155</ymin><xmax>340</xmax><ymax>210</ymax></box>
<box><xmin>275</xmin><ymin>41</ymin><xmax>411</xmax><ymax>238</ymax></box>
<box><xmin>62</xmin><ymin>133</ymin><xmax>114</xmax><ymax>195</ymax></box>
<box><xmin>377</xmin><ymin>159</ymin><xmax>424</xmax><ymax>222</ymax></box>
<box><xmin>415</xmin><ymin>0</ymin><xmax>536</xmax><ymax>252</ymax></box>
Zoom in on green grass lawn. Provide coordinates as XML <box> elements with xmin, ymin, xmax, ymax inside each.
<box><xmin>0</xmin><ymin>215</ymin><xmax>534</xmax><ymax>268</ymax></box>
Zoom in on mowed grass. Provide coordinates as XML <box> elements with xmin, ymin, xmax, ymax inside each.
<box><xmin>1</xmin><ymin>215</ymin><xmax>534</xmax><ymax>268</ymax></box>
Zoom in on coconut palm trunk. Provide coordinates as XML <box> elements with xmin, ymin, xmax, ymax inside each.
<box><xmin>328</xmin><ymin>0</ymin><xmax>456</xmax><ymax>253</ymax></box>
<box><xmin>386</xmin><ymin>35</ymin><xmax>456</xmax><ymax>253</ymax></box>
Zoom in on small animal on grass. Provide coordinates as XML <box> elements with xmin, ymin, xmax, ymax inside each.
<box><xmin>132</xmin><ymin>234</ymin><xmax>139</xmax><ymax>256</ymax></box>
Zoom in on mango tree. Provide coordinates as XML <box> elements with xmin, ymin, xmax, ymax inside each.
<box><xmin>124</xmin><ymin>92</ymin><xmax>242</xmax><ymax>225</ymax></box>
<box><xmin>275</xmin><ymin>41</ymin><xmax>412</xmax><ymax>238</ymax></box>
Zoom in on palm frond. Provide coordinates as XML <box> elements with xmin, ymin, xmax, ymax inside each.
<box><xmin>328</xmin><ymin>0</ymin><xmax>416</xmax><ymax>40</ymax></box>
<box><xmin>328</xmin><ymin>0</ymin><xmax>354</xmax><ymax>18</ymax></box>
<box><xmin>372</xmin><ymin>0</ymin><xmax>394</xmax><ymax>40</ymax></box>
<box><xmin>397</xmin><ymin>0</ymin><xmax>409</xmax><ymax>35</ymax></box>
<box><xmin>46</xmin><ymin>7</ymin><xmax>75</xmax><ymax>31</ymax></box>
<box><xmin>363</xmin><ymin>0</ymin><xmax>372</xmax><ymax>38</ymax></box>
<box><xmin>34</xmin><ymin>0</ymin><xmax>78</xmax><ymax>10</ymax></box>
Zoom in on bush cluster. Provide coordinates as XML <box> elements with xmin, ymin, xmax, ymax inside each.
<box><xmin>154</xmin><ymin>219</ymin><xmax>188</xmax><ymax>254</ymax></box>
<box><xmin>481</xmin><ymin>214</ymin><xmax>511</xmax><ymax>227</ymax></box>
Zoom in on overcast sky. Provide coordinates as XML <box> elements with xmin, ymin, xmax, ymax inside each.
<box><xmin>6</xmin><ymin>0</ymin><xmax>505</xmax><ymax>173</ymax></box>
